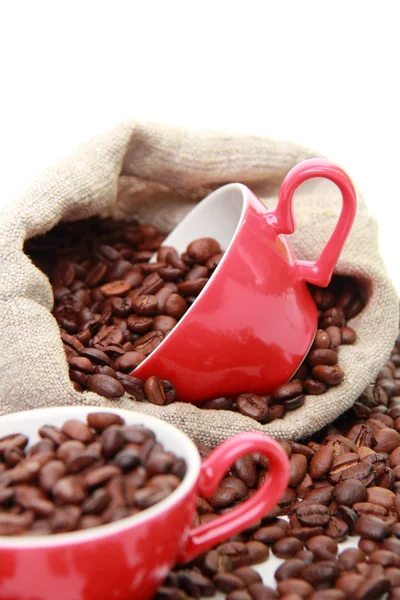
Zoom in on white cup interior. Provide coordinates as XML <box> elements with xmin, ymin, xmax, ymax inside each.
<box><xmin>135</xmin><ymin>183</ymin><xmax>249</xmax><ymax>371</ymax></box>
<box><xmin>0</xmin><ymin>406</ymin><xmax>200</xmax><ymax>548</ymax></box>
<box><xmin>153</xmin><ymin>183</ymin><xmax>248</xmax><ymax>256</ymax></box>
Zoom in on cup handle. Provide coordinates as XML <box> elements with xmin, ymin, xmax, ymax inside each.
<box><xmin>265</xmin><ymin>158</ymin><xmax>357</xmax><ymax>288</ymax></box>
<box><xmin>176</xmin><ymin>432</ymin><xmax>289</xmax><ymax>564</ymax></box>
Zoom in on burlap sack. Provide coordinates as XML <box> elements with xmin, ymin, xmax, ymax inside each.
<box><xmin>0</xmin><ymin>121</ymin><xmax>398</xmax><ymax>445</ymax></box>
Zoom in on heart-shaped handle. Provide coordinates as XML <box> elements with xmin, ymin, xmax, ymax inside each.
<box><xmin>266</xmin><ymin>158</ymin><xmax>357</xmax><ymax>287</ymax></box>
<box><xmin>177</xmin><ymin>432</ymin><xmax>289</xmax><ymax>564</ymax></box>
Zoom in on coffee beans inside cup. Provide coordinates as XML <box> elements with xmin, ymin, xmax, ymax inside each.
<box><xmin>0</xmin><ymin>413</ymin><xmax>186</xmax><ymax>536</ymax></box>
<box><xmin>25</xmin><ymin>218</ymin><xmax>363</xmax><ymax>423</ymax></box>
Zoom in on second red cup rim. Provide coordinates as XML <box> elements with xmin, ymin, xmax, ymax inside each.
<box><xmin>0</xmin><ymin>405</ymin><xmax>200</xmax><ymax>549</ymax></box>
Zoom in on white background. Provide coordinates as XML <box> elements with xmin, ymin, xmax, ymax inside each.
<box><xmin>1</xmin><ymin>2</ymin><xmax>399</xmax><ymax>289</ymax></box>
<box><xmin>0</xmin><ymin>2</ymin><xmax>399</xmax><ymax>593</ymax></box>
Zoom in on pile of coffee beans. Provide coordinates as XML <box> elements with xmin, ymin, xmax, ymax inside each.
<box><xmin>25</xmin><ymin>218</ymin><xmax>222</xmax><ymax>400</ymax></box>
<box><xmin>26</xmin><ymin>218</ymin><xmax>362</xmax><ymax>424</ymax></box>
<box><xmin>156</xmin><ymin>331</ymin><xmax>400</xmax><ymax>599</ymax></box>
<box><xmin>0</xmin><ymin>413</ymin><xmax>186</xmax><ymax>535</ymax></box>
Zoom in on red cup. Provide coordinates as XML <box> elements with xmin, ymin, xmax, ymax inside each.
<box><xmin>0</xmin><ymin>406</ymin><xmax>289</xmax><ymax>600</ymax></box>
<box><xmin>134</xmin><ymin>158</ymin><xmax>357</xmax><ymax>402</ymax></box>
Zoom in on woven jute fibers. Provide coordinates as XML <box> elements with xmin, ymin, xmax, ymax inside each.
<box><xmin>0</xmin><ymin>121</ymin><xmax>398</xmax><ymax>445</ymax></box>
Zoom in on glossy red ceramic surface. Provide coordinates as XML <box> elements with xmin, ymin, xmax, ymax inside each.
<box><xmin>0</xmin><ymin>407</ymin><xmax>289</xmax><ymax>600</ymax></box>
<box><xmin>134</xmin><ymin>159</ymin><xmax>357</xmax><ymax>402</ymax></box>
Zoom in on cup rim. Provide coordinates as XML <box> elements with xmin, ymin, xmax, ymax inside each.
<box><xmin>0</xmin><ymin>405</ymin><xmax>201</xmax><ymax>548</ymax></box>
<box><xmin>134</xmin><ymin>182</ymin><xmax>249</xmax><ymax>374</ymax></box>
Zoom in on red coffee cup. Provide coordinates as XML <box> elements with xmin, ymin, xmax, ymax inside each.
<box><xmin>134</xmin><ymin>159</ymin><xmax>357</xmax><ymax>402</ymax></box>
<box><xmin>0</xmin><ymin>406</ymin><xmax>289</xmax><ymax>600</ymax></box>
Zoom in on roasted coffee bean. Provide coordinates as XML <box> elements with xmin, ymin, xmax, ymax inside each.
<box><xmin>52</xmin><ymin>476</ymin><xmax>87</xmax><ymax>505</ymax></box>
<box><xmin>51</xmin><ymin>505</ymin><xmax>81</xmax><ymax>533</ymax></box>
<box><xmin>324</xmin><ymin>516</ymin><xmax>348</xmax><ymax>541</ymax></box>
<box><xmin>296</xmin><ymin>503</ymin><xmax>330</xmax><ymax>526</ymax></box>
<box><xmin>100</xmin><ymin>280</ymin><xmax>131</xmax><ymax>297</ymax></box>
<box><xmin>354</xmin><ymin>514</ymin><xmax>391</xmax><ymax>540</ymax></box>
<box><xmin>340</xmin><ymin>326</ymin><xmax>356</xmax><ymax>344</ymax></box>
<box><xmin>80</xmin><ymin>347</ymin><xmax>111</xmax><ymax>365</ymax></box>
<box><xmin>87</xmin><ymin>412</ymin><xmax>125</xmax><ymax>431</ymax></box>
<box><xmin>209</xmin><ymin>486</ymin><xmax>238</xmax><ymax>508</ymax></box>
<box><xmin>309</xmin><ymin>442</ymin><xmax>334</xmax><ymax>479</ymax></box>
<box><xmin>275</xmin><ymin>558</ymin><xmax>308</xmax><ymax>582</ymax></box>
<box><xmin>61</xmin><ymin>420</ymin><xmax>94</xmax><ymax>444</ymax></box>
<box><xmin>81</xmin><ymin>488</ymin><xmax>112</xmax><ymax>515</ymax></box>
<box><xmin>312</xmin><ymin>364</ymin><xmax>344</xmax><ymax>385</ymax></box>
<box><xmin>329</xmin><ymin>452</ymin><xmax>360</xmax><ymax>483</ymax></box>
<box><xmin>152</xmin><ymin>315</ymin><xmax>177</xmax><ymax>334</ymax></box>
<box><xmin>114</xmin><ymin>351</ymin><xmax>146</xmax><ymax>371</ymax></box>
<box><xmin>313</xmin><ymin>329</ymin><xmax>331</xmax><ymax>349</ymax></box>
<box><xmin>382</xmin><ymin>536</ymin><xmax>400</xmax><ymax>554</ymax></box>
<box><xmin>307</xmin><ymin>349</ymin><xmax>338</xmax><ymax>367</ymax></box>
<box><xmin>366</xmin><ymin>486</ymin><xmax>395</xmax><ymax>509</ymax></box>
<box><xmin>133</xmin><ymin>331</ymin><xmax>163</xmax><ymax>355</ymax></box>
<box><xmin>337</xmin><ymin>547</ymin><xmax>365</xmax><ymax>570</ymax></box>
<box><xmin>272</xmin><ymin>382</ymin><xmax>303</xmax><ymax>401</ymax></box>
<box><xmin>289</xmin><ymin>454</ymin><xmax>308</xmax><ymax>487</ymax></box>
<box><xmin>186</xmin><ymin>238</ymin><xmax>220</xmax><ymax>262</ymax></box>
<box><xmin>115</xmin><ymin>373</ymin><xmax>145</xmax><ymax>400</ymax></box>
<box><xmin>253</xmin><ymin>523</ymin><xmax>287</xmax><ymax>544</ymax></box>
<box><xmin>101</xmin><ymin>426</ymin><xmax>125</xmax><ymax>458</ymax></box>
<box><xmin>233</xmin><ymin>456</ymin><xmax>258</xmax><ymax>488</ymax></box>
<box><xmin>234</xmin><ymin>567</ymin><xmax>262</xmax><ymax>586</ymax></box>
<box><xmin>39</xmin><ymin>425</ymin><xmax>68</xmax><ymax>446</ymax></box>
<box><xmin>126</xmin><ymin>314</ymin><xmax>154</xmax><ymax>333</ymax></box>
<box><xmin>272</xmin><ymin>537</ymin><xmax>303</xmax><ymax>559</ymax></box>
<box><xmin>304</xmin><ymin>485</ymin><xmax>333</xmax><ymax>506</ymax></box>
<box><xmin>93</xmin><ymin>325</ymin><xmax>125</xmax><ymax>349</ymax></box>
<box><xmin>145</xmin><ymin>376</ymin><xmax>168</xmax><ymax>405</ymax></box>
<box><xmin>85</xmin><ymin>262</ymin><xmax>108</xmax><ymax>287</ymax></box>
<box><xmin>369</xmin><ymin>548</ymin><xmax>400</xmax><ymax>567</ymax></box>
<box><xmin>304</xmin><ymin>378</ymin><xmax>328</xmax><ymax>394</ymax></box>
<box><xmin>243</xmin><ymin>541</ymin><xmax>269</xmax><ymax>565</ymax></box>
<box><xmin>283</xmin><ymin>395</ymin><xmax>305</xmax><ymax>411</ymax></box>
<box><xmin>177</xmin><ymin>278</ymin><xmax>208</xmax><ymax>296</ymax></box>
<box><xmin>305</xmin><ymin>535</ymin><xmax>338</xmax><ymax>558</ymax></box>
<box><xmin>163</xmin><ymin>293</ymin><xmax>188</xmax><ymax>319</ymax></box>
<box><xmin>214</xmin><ymin>573</ymin><xmax>245</xmax><ymax>593</ymax></box>
<box><xmin>332</xmin><ymin>479</ymin><xmax>367</xmax><ymax>506</ymax></box>
<box><xmin>86</xmin><ymin>374</ymin><xmax>125</xmax><ymax>398</ymax></box>
<box><xmin>358</xmin><ymin>538</ymin><xmax>380</xmax><ymax>554</ymax></box>
<box><xmin>67</xmin><ymin>356</ymin><xmax>95</xmax><ymax>373</ymax></box>
<box><xmin>300</xmin><ymin>560</ymin><xmax>338</xmax><ymax>587</ymax></box>
<box><xmin>131</xmin><ymin>294</ymin><xmax>158</xmax><ymax>316</ymax></box>
<box><xmin>236</xmin><ymin>394</ymin><xmax>269</xmax><ymax>421</ymax></box>
<box><xmin>218</xmin><ymin>542</ymin><xmax>250</xmax><ymax>569</ymax></box>
<box><xmin>372</xmin><ymin>427</ymin><xmax>400</xmax><ymax>453</ymax></box>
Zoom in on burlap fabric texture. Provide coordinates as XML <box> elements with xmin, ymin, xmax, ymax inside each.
<box><xmin>0</xmin><ymin>121</ymin><xmax>398</xmax><ymax>446</ymax></box>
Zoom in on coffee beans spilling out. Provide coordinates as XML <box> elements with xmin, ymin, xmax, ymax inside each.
<box><xmin>0</xmin><ymin>413</ymin><xmax>186</xmax><ymax>535</ymax></box>
<box><xmin>26</xmin><ymin>218</ymin><xmax>361</xmax><ymax>425</ymax></box>
<box><xmin>156</xmin><ymin>329</ymin><xmax>400</xmax><ymax>599</ymax></box>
